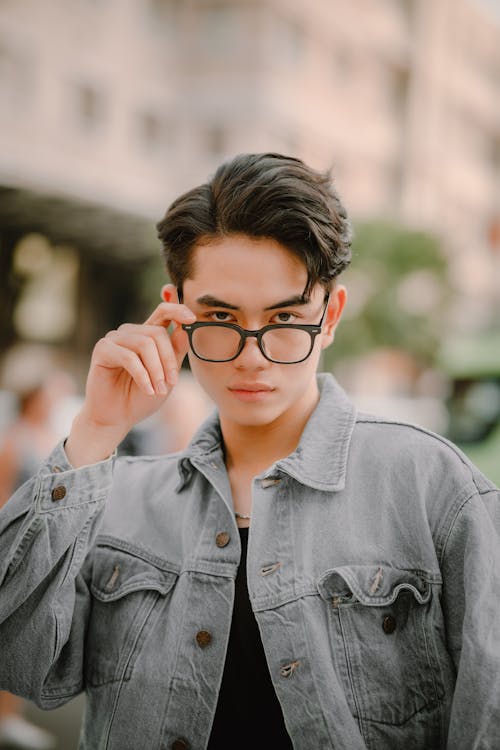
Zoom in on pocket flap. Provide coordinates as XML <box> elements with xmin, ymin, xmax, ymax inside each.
<box><xmin>317</xmin><ymin>565</ymin><xmax>434</xmax><ymax>606</ymax></box>
<box><xmin>91</xmin><ymin>545</ymin><xmax>178</xmax><ymax>602</ymax></box>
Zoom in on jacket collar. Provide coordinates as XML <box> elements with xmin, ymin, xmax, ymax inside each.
<box><xmin>176</xmin><ymin>373</ymin><xmax>356</xmax><ymax>493</ymax></box>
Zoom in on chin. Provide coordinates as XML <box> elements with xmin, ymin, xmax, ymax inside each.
<box><xmin>220</xmin><ymin>399</ymin><xmax>289</xmax><ymax>428</ymax></box>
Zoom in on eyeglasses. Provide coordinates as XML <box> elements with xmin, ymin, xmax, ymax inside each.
<box><xmin>182</xmin><ymin>296</ymin><xmax>329</xmax><ymax>364</ymax></box>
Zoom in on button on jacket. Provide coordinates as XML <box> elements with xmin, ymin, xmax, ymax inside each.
<box><xmin>0</xmin><ymin>374</ymin><xmax>499</xmax><ymax>750</ymax></box>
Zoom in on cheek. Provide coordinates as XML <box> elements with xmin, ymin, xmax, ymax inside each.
<box><xmin>187</xmin><ymin>354</ymin><xmax>204</xmax><ymax>379</ymax></box>
<box><xmin>278</xmin><ymin>357</ymin><xmax>319</xmax><ymax>388</ymax></box>
<box><xmin>187</xmin><ymin>355</ymin><xmax>225</xmax><ymax>392</ymax></box>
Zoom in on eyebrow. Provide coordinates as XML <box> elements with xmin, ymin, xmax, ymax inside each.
<box><xmin>195</xmin><ymin>293</ymin><xmax>310</xmax><ymax>310</ymax></box>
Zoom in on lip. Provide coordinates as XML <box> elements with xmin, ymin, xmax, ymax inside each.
<box><xmin>229</xmin><ymin>383</ymin><xmax>274</xmax><ymax>392</ymax></box>
<box><xmin>228</xmin><ymin>383</ymin><xmax>275</xmax><ymax>402</ymax></box>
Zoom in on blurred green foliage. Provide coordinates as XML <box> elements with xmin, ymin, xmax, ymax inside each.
<box><xmin>329</xmin><ymin>220</ymin><xmax>450</xmax><ymax>369</ymax></box>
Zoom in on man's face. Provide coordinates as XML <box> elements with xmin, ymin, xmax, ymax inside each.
<box><xmin>177</xmin><ymin>234</ymin><xmax>346</xmax><ymax>431</ymax></box>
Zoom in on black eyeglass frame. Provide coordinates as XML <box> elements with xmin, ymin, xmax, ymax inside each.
<box><xmin>181</xmin><ymin>294</ymin><xmax>330</xmax><ymax>364</ymax></box>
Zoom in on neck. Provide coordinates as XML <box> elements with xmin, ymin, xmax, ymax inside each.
<box><xmin>221</xmin><ymin>381</ymin><xmax>320</xmax><ymax>475</ymax></box>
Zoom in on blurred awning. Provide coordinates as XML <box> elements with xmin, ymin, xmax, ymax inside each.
<box><xmin>0</xmin><ymin>186</ymin><xmax>158</xmax><ymax>259</ymax></box>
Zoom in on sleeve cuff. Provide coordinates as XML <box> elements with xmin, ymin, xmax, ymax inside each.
<box><xmin>36</xmin><ymin>439</ymin><xmax>116</xmax><ymax>511</ymax></box>
<box><xmin>40</xmin><ymin>438</ymin><xmax>117</xmax><ymax>473</ymax></box>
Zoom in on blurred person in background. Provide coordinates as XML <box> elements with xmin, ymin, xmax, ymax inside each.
<box><xmin>0</xmin><ymin>154</ymin><xmax>499</xmax><ymax>750</ymax></box>
<box><xmin>139</xmin><ymin>370</ymin><xmax>213</xmax><ymax>455</ymax></box>
<box><xmin>0</xmin><ymin>346</ymin><xmax>75</xmax><ymax>750</ymax></box>
<box><xmin>117</xmin><ymin>370</ymin><xmax>212</xmax><ymax>457</ymax></box>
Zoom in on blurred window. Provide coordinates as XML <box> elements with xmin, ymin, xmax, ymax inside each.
<box><xmin>277</xmin><ymin>16</ymin><xmax>305</xmax><ymax>64</ymax></box>
<box><xmin>0</xmin><ymin>35</ymin><xmax>36</xmax><ymax>114</ymax></box>
<box><xmin>390</xmin><ymin>66</ymin><xmax>409</xmax><ymax>118</ymax></box>
<box><xmin>455</xmin><ymin>109</ymin><xmax>492</xmax><ymax>168</ymax></box>
<box><xmin>137</xmin><ymin>111</ymin><xmax>172</xmax><ymax>156</ymax></box>
<box><xmin>332</xmin><ymin>47</ymin><xmax>352</xmax><ymax>84</ymax></box>
<box><xmin>469</xmin><ymin>124</ymin><xmax>495</xmax><ymax>169</ymax></box>
<box><xmin>488</xmin><ymin>136</ymin><xmax>500</xmax><ymax>177</ymax></box>
<box><xmin>390</xmin><ymin>0</ymin><xmax>415</xmax><ymax>28</ymax></box>
<box><xmin>145</xmin><ymin>0</ymin><xmax>182</xmax><ymax>35</ymax></box>
<box><xmin>196</xmin><ymin>4</ymin><xmax>245</xmax><ymax>57</ymax></box>
<box><xmin>72</xmin><ymin>83</ymin><xmax>106</xmax><ymax>134</ymax></box>
<box><xmin>492</xmin><ymin>139</ymin><xmax>500</xmax><ymax>172</ymax></box>
<box><xmin>204</xmin><ymin>124</ymin><xmax>226</xmax><ymax>156</ymax></box>
<box><xmin>401</xmin><ymin>0</ymin><xmax>415</xmax><ymax>24</ymax></box>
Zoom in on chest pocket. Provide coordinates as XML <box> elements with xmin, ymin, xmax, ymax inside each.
<box><xmin>317</xmin><ymin>565</ymin><xmax>443</xmax><ymax>726</ymax></box>
<box><xmin>85</xmin><ymin>544</ymin><xmax>178</xmax><ymax>687</ymax></box>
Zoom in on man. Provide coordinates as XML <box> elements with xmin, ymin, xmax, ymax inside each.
<box><xmin>0</xmin><ymin>153</ymin><xmax>499</xmax><ymax>750</ymax></box>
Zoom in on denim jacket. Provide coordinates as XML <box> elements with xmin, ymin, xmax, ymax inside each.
<box><xmin>1</xmin><ymin>374</ymin><xmax>499</xmax><ymax>750</ymax></box>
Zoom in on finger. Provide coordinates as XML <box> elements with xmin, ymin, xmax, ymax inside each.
<box><xmin>145</xmin><ymin>301</ymin><xmax>195</xmax><ymax>328</ymax></box>
<box><xmin>170</xmin><ymin>324</ymin><xmax>191</xmax><ymax>371</ymax></box>
<box><xmin>106</xmin><ymin>330</ymin><xmax>170</xmax><ymax>394</ymax></box>
<box><xmin>93</xmin><ymin>339</ymin><xmax>156</xmax><ymax>396</ymax></box>
<box><xmin>113</xmin><ymin>325</ymin><xmax>185</xmax><ymax>388</ymax></box>
<box><xmin>142</xmin><ymin>322</ymin><xmax>190</xmax><ymax>384</ymax></box>
<box><xmin>137</xmin><ymin>325</ymin><xmax>183</xmax><ymax>388</ymax></box>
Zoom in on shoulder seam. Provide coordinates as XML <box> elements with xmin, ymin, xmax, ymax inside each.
<box><xmin>356</xmin><ymin>414</ymin><xmax>466</xmax><ymax>456</ymax></box>
<box><xmin>354</xmin><ymin>415</ymin><xmax>496</xmax><ymax>494</ymax></box>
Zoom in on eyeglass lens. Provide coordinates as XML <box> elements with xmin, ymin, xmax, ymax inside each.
<box><xmin>191</xmin><ymin>326</ymin><xmax>313</xmax><ymax>363</ymax></box>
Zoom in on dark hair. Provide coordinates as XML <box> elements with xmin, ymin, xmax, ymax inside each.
<box><xmin>156</xmin><ymin>152</ymin><xmax>352</xmax><ymax>297</ymax></box>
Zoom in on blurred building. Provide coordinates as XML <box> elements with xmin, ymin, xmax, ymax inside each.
<box><xmin>0</xmin><ymin>0</ymin><xmax>499</xmax><ymax>364</ymax></box>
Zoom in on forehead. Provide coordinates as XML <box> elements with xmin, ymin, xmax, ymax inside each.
<box><xmin>184</xmin><ymin>234</ymin><xmax>311</xmax><ymax>305</ymax></box>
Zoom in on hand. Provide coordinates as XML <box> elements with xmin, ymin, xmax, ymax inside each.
<box><xmin>65</xmin><ymin>300</ymin><xmax>195</xmax><ymax>466</ymax></box>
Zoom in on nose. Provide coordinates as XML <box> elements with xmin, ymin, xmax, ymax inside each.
<box><xmin>234</xmin><ymin>335</ymin><xmax>270</xmax><ymax>369</ymax></box>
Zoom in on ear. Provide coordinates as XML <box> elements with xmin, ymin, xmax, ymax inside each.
<box><xmin>161</xmin><ymin>283</ymin><xmax>179</xmax><ymax>304</ymax></box>
<box><xmin>321</xmin><ymin>284</ymin><xmax>347</xmax><ymax>350</ymax></box>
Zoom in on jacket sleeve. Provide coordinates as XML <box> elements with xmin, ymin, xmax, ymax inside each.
<box><xmin>0</xmin><ymin>440</ymin><xmax>113</xmax><ymax>708</ymax></box>
<box><xmin>441</xmin><ymin>477</ymin><xmax>500</xmax><ymax>748</ymax></box>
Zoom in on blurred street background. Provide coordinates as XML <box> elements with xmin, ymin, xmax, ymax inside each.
<box><xmin>0</xmin><ymin>0</ymin><xmax>499</xmax><ymax>748</ymax></box>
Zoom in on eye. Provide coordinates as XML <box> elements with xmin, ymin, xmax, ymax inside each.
<box><xmin>274</xmin><ymin>311</ymin><xmax>297</xmax><ymax>323</ymax></box>
<box><xmin>208</xmin><ymin>311</ymin><xmax>233</xmax><ymax>322</ymax></box>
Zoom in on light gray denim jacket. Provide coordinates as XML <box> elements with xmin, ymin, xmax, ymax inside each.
<box><xmin>1</xmin><ymin>374</ymin><xmax>499</xmax><ymax>750</ymax></box>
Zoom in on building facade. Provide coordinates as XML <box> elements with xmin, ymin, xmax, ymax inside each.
<box><xmin>0</xmin><ymin>0</ymin><xmax>499</xmax><ymax>351</ymax></box>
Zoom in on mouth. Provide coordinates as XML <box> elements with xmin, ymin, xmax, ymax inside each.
<box><xmin>228</xmin><ymin>383</ymin><xmax>275</xmax><ymax>402</ymax></box>
<box><xmin>229</xmin><ymin>383</ymin><xmax>274</xmax><ymax>392</ymax></box>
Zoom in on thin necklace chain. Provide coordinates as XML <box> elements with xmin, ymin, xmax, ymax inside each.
<box><xmin>235</xmin><ymin>511</ymin><xmax>251</xmax><ymax>519</ymax></box>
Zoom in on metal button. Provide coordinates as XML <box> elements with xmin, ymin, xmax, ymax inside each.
<box><xmin>261</xmin><ymin>477</ymin><xmax>281</xmax><ymax>489</ymax></box>
<box><xmin>280</xmin><ymin>660</ymin><xmax>300</xmax><ymax>678</ymax></box>
<box><xmin>171</xmin><ymin>740</ymin><xmax>189</xmax><ymax>750</ymax></box>
<box><xmin>260</xmin><ymin>562</ymin><xmax>281</xmax><ymax>576</ymax></box>
<box><xmin>215</xmin><ymin>532</ymin><xmax>230</xmax><ymax>548</ymax></box>
<box><xmin>195</xmin><ymin>630</ymin><xmax>212</xmax><ymax>648</ymax></box>
<box><xmin>51</xmin><ymin>485</ymin><xmax>67</xmax><ymax>501</ymax></box>
<box><xmin>382</xmin><ymin>615</ymin><xmax>396</xmax><ymax>634</ymax></box>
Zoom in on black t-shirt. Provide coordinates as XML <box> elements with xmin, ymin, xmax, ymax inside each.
<box><xmin>207</xmin><ymin>527</ymin><xmax>293</xmax><ymax>749</ymax></box>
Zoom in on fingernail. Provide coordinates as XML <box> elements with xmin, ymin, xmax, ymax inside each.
<box><xmin>157</xmin><ymin>380</ymin><xmax>168</xmax><ymax>395</ymax></box>
<box><xmin>182</xmin><ymin>309</ymin><xmax>195</xmax><ymax>320</ymax></box>
<box><xmin>168</xmin><ymin>369</ymin><xmax>178</xmax><ymax>385</ymax></box>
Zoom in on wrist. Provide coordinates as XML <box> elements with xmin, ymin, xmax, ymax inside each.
<box><xmin>65</xmin><ymin>411</ymin><xmax>126</xmax><ymax>468</ymax></box>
